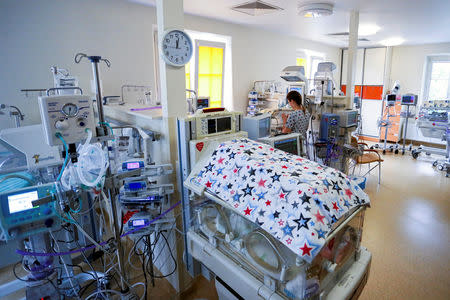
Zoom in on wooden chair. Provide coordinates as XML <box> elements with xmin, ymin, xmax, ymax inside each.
<box><xmin>350</xmin><ymin>137</ymin><xmax>384</xmax><ymax>184</ymax></box>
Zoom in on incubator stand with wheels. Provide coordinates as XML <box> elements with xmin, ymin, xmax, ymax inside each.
<box><xmin>411</xmin><ymin>100</ymin><xmax>450</xmax><ymax>176</ymax></box>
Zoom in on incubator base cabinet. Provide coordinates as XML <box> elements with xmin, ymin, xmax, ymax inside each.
<box><xmin>177</xmin><ymin>109</ymin><xmax>372</xmax><ymax>300</ymax></box>
<box><xmin>187</xmin><ymin>202</ymin><xmax>371</xmax><ymax>300</ymax></box>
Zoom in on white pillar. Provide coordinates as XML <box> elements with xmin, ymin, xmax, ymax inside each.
<box><xmin>157</xmin><ymin>0</ymin><xmax>187</xmax><ymax>118</ymax></box>
<box><xmin>346</xmin><ymin>10</ymin><xmax>359</xmax><ymax>108</ymax></box>
<box><xmin>382</xmin><ymin>46</ymin><xmax>393</xmax><ymax>97</ymax></box>
<box><xmin>156</xmin><ymin>0</ymin><xmax>188</xmax><ymax>295</ymax></box>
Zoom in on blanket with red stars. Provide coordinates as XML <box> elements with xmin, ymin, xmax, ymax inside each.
<box><xmin>194</xmin><ymin>139</ymin><xmax>370</xmax><ymax>263</ymax></box>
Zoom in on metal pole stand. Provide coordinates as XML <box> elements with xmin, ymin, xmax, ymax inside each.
<box><xmin>401</xmin><ymin>105</ymin><xmax>411</xmax><ymax>155</ymax></box>
<box><xmin>75</xmin><ymin>53</ymin><xmax>136</xmax><ymax>299</ymax></box>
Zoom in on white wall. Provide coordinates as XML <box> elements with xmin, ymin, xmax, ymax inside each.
<box><xmin>183</xmin><ymin>14</ymin><xmax>341</xmax><ymax>112</ymax></box>
<box><xmin>0</xmin><ymin>0</ymin><xmax>159</xmax><ymax>129</ymax></box>
<box><xmin>0</xmin><ymin>0</ymin><xmax>340</xmax><ymax>129</ymax></box>
<box><xmin>390</xmin><ymin>42</ymin><xmax>450</xmax><ymax>144</ymax></box>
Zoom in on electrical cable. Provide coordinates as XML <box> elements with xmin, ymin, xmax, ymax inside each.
<box><xmin>13</xmin><ymin>261</ymin><xmax>28</xmax><ymax>282</ymax></box>
<box><xmin>131</xmin><ymin>282</ymin><xmax>146</xmax><ymax>300</ymax></box>
<box><xmin>148</xmin><ymin>231</ymin><xmax>177</xmax><ymax>279</ymax></box>
<box><xmin>16</xmin><ymin>201</ymin><xmax>181</xmax><ymax>256</ymax></box>
<box><xmin>85</xmin><ymin>289</ymin><xmax>122</xmax><ymax>300</ymax></box>
<box><xmin>78</xmin><ymin>279</ymin><xmax>97</xmax><ymax>298</ymax></box>
<box><xmin>49</xmin><ymin>230</ymin><xmax>80</xmax><ymax>299</ymax></box>
<box><xmin>56</xmin><ymin>133</ymin><xmax>69</xmax><ymax>182</ymax></box>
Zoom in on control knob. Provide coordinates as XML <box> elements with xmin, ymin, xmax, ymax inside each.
<box><xmin>55</xmin><ymin>120</ymin><xmax>70</xmax><ymax>131</ymax></box>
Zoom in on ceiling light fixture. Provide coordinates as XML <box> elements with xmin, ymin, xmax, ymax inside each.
<box><xmin>380</xmin><ymin>37</ymin><xmax>405</xmax><ymax>46</ymax></box>
<box><xmin>358</xmin><ymin>24</ymin><xmax>380</xmax><ymax>36</ymax></box>
<box><xmin>298</xmin><ymin>2</ymin><xmax>334</xmax><ymax>18</ymax></box>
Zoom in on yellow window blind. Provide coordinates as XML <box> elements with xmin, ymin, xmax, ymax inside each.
<box><xmin>185</xmin><ymin>62</ymin><xmax>191</xmax><ymax>98</ymax></box>
<box><xmin>198</xmin><ymin>46</ymin><xmax>224</xmax><ymax>108</ymax></box>
<box><xmin>296</xmin><ymin>58</ymin><xmax>307</xmax><ymax>68</ymax></box>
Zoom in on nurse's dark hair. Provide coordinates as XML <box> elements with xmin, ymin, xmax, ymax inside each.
<box><xmin>286</xmin><ymin>91</ymin><xmax>305</xmax><ymax>111</ymax></box>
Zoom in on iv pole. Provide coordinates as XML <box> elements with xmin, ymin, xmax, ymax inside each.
<box><xmin>74</xmin><ymin>53</ymin><xmax>129</xmax><ymax>295</ymax></box>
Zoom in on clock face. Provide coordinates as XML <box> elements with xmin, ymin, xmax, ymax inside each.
<box><xmin>161</xmin><ymin>30</ymin><xmax>193</xmax><ymax>67</ymax></box>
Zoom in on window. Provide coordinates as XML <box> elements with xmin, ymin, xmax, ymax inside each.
<box><xmin>296</xmin><ymin>57</ymin><xmax>307</xmax><ymax>69</ymax></box>
<box><xmin>310</xmin><ymin>56</ymin><xmax>324</xmax><ymax>79</ymax></box>
<box><xmin>195</xmin><ymin>41</ymin><xmax>225</xmax><ymax>108</ymax></box>
<box><xmin>424</xmin><ymin>55</ymin><xmax>450</xmax><ymax>101</ymax></box>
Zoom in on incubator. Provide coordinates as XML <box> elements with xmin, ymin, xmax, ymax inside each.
<box><xmin>178</xmin><ymin>109</ymin><xmax>372</xmax><ymax>300</ymax></box>
<box><xmin>412</xmin><ymin>100</ymin><xmax>450</xmax><ymax>176</ymax></box>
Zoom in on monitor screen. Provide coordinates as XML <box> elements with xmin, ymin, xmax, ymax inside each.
<box><xmin>132</xmin><ymin>219</ymin><xmax>146</xmax><ymax>226</ymax></box>
<box><xmin>289</xmin><ymin>86</ymin><xmax>303</xmax><ymax>95</ymax></box>
<box><xmin>207</xmin><ymin>119</ymin><xmax>216</xmax><ymax>134</ymax></box>
<box><xmin>274</xmin><ymin>138</ymin><xmax>298</xmax><ymax>155</ymax></box>
<box><xmin>386</xmin><ymin>94</ymin><xmax>396</xmax><ymax>101</ymax></box>
<box><xmin>258</xmin><ymin>118</ymin><xmax>271</xmax><ymax>138</ymax></box>
<box><xmin>8</xmin><ymin>190</ymin><xmax>38</xmax><ymax>214</ymax></box>
<box><xmin>197</xmin><ymin>98</ymin><xmax>209</xmax><ymax>109</ymax></box>
<box><xmin>216</xmin><ymin>117</ymin><xmax>231</xmax><ymax>133</ymax></box>
<box><xmin>127</xmin><ymin>162</ymin><xmax>141</xmax><ymax>170</ymax></box>
<box><xmin>401</xmin><ymin>95</ymin><xmax>416</xmax><ymax>105</ymax></box>
<box><xmin>347</xmin><ymin>112</ymin><xmax>358</xmax><ymax>126</ymax></box>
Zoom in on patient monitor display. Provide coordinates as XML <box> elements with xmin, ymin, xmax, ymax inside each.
<box><xmin>8</xmin><ymin>190</ymin><xmax>38</xmax><ymax>214</ymax></box>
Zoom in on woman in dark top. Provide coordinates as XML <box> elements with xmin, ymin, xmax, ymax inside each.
<box><xmin>281</xmin><ymin>91</ymin><xmax>311</xmax><ymax>139</ymax></box>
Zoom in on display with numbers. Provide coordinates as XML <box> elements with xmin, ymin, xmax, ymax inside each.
<box><xmin>161</xmin><ymin>29</ymin><xmax>193</xmax><ymax>67</ymax></box>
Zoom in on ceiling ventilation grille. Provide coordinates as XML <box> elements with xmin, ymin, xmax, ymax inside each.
<box><xmin>327</xmin><ymin>32</ymin><xmax>370</xmax><ymax>42</ymax></box>
<box><xmin>231</xmin><ymin>1</ymin><xmax>283</xmax><ymax>16</ymax></box>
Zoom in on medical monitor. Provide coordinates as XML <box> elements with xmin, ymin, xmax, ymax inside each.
<box><xmin>243</xmin><ymin>114</ymin><xmax>271</xmax><ymax>140</ymax></box>
<box><xmin>7</xmin><ymin>190</ymin><xmax>38</xmax><ymax>214</ymax></box>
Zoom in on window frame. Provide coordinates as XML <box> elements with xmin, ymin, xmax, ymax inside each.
<box><xmin>194</xmin><ymin>40</ymin><xmax>226</xmax><ymax>107</ymax></box>
<box><xmin>422</xmin><ymin>55</ymin><xmax>450</xmax><ymax>103</ymax></box>
<box><xmin>309</xmin><ymin>56</ymin><xmax>324</xmax><ymax>79</ymax></box>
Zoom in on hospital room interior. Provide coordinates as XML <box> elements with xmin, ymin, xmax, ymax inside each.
<box><xmin>0</xmin><ymin>0</ymin><xmax>449</xmax><ymax>299</ymax></box>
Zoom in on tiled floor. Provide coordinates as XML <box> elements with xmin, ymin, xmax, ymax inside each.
<box><xmin>358</xmin><ymin>151</ymin><xmax>450</xmax><ymax>300</ymax></box>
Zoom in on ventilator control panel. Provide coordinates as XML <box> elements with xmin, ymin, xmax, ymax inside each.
<box><xmin>0</xmin><ymin>183</ymin><xmax>58</xmax><ymax>241</ymax></box>
<box><xmin>38</xmin><ymin>95</ymin><xmax>95</xmax><ymax>146</ymax></box>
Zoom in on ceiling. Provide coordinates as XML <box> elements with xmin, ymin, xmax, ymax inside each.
<box><xmin>131</xmin><ymin>0</ymin><xmax>450</xmax><ymax>47</ymax></box>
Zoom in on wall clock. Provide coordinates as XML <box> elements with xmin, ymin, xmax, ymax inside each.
<box><xmin>161</xmin><ymin>29</ymin><xmax>193</xmax><ymax>67</ymax></box>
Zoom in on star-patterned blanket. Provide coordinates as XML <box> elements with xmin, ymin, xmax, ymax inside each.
<box><xmin>191</xmin><ymin>139</ymin><xmax>370</xmax><ymax>263</ymax></box>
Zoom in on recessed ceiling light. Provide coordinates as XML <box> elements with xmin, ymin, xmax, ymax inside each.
<box><xmin>298</xmin><ymin>2</ymin><xmax>334</xmax><ymax>18</ymax></box>
<box><xmin>358</xmin><ymin>24</ymin><xmax>380</xmax><ymax>36</ymax></box>
<box><xmin>380</xmin><ymin>37</ymin><xmax>405</xmax><ymax>46</ymax></box>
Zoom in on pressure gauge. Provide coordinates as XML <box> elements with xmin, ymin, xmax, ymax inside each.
<box><xmin>61</xmin><ymin>103</ymin><xmax>79</xmax><ymax>117</ymax></box>
<box><xmin>161</xmin><ymin>29</ymin><xmax>193</xmax><ymax>67</ymax></box>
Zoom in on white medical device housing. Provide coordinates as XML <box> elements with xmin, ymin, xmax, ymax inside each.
<box><xmin>280</xmin><ymin>66</ymin><xmax>307</xmax><ymax>82</ymax></box>
<box><xmin>38</xmin><ymin>95</ymin><xmax>95</xmax><ymax>146</ymax></box>
<box><xmin>187</xmin><ymin>109</ymin><xmax>243</xmax><ymax>139</ymax></box>
<box><xmin>243</xmin><ymin>113</ymin><xmax>271</xmax><ymax>140</ymax></box>
<box><xmin>258</xmin><ymin>133</ymin><xmax>302</xmax><ymax>156</ymax></box>
<box><xmin>338</xmin><ymin>109</ymin><xmax>358</xmax><ymax>128</ymax></box>
<box><xmin>401</xmin><ymin>94</ymin><xmax>418</xmax><ymax>106</ymax></box>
